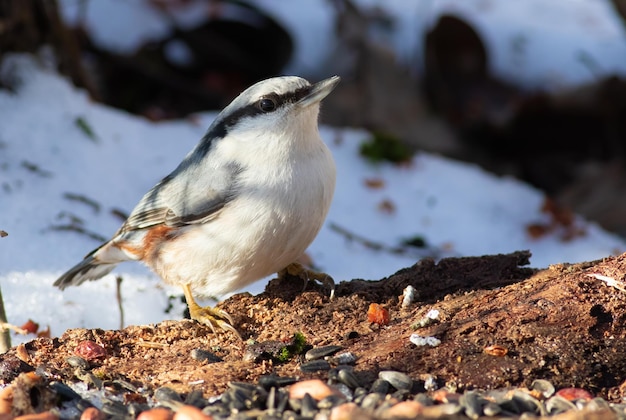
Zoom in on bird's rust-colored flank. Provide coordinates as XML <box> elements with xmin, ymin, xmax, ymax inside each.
<box><xmin>118</xmin><ymin>225</ymin><xmax>175</xmax><ymax>260</ymax></box>
<box><xmin>142</xmin><ymin>225</ymin><xmax>176</xmax><ymax>260</ymax></box>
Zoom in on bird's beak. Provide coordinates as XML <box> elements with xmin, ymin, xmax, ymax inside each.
<box><xmin>298</xmin><ymin>76</ymin><xmax>341</xmax><ymax>108</ymax></box>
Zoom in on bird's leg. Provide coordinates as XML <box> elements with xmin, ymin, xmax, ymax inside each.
<box><xmin>182</xmin><ymin>283</ymin><xmax>241</xmax><ymax>339</ymax></box>
<box><xmin>279</xmin><ymin>262</ymin><xmax>335</xmax><ymax>298</ymax></box>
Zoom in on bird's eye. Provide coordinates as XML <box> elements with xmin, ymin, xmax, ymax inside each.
<box><xmin>258</xmin><ymin>98</ymin><xmax>277</xmax><ymax>112</ymax></box>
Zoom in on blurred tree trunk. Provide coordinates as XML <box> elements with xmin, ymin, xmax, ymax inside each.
<box><xmin>0</xmin><ymin>0</ymin><xmax>97</xmax><ymax>98</ymax></box>
<box><xmin>612</xmin><ymin>0</ymin><xmax>626</xmax><ymax>23</ymax></box>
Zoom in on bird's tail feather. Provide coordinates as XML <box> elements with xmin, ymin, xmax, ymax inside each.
<box><xmin>54</xmin><ymin>255</ymin><xmax>117</xmax><ymax>290</ymax></box>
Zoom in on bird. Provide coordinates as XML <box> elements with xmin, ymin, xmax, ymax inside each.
<box><xmin>54</xmin><ymin>75</ymin><xmax>340</xmax><ymax>336</ymax></box>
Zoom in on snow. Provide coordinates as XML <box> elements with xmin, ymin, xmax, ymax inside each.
<box><xmin>1</xmin><ymin>56</ymin><xmax>624</xmax><ymax>345</ymax></box>
<box><xmin>4</xmin><ymin>0</ymin><xmax>626</xmax><ymax>343</ymax></box>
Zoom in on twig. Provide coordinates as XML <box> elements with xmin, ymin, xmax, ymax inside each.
<box><xmin>47</xmin><ymin>224</ymin><xmax>107</xmax><ymax>242</ymax></box>
<box><xmin>328</xmin><ymin>222</ymin><xmax>446</xmax><ymax>259</ymax></box>
<box><xmin>0</xmin><ymin>290</ymin><xmax>11</xmax><ymax>353</ymax></box>
<box><xmin>116</xmin><ymin>276</ymin><xmax>125</xmax><ymax>330</ymax></box>
<box><xmin>63</xmin><ymin>192</ymin><xmax>101</xmax><ymax>214</ymax></box>
<box><xmin>0</xmin><ymin>323</ymin><xmax>28</xmax><ymax>335</ymax></box>
<box><xmin>0</xmin><ymin>231</ymin><xmax>9</xmax><ymax>352</ymax></box>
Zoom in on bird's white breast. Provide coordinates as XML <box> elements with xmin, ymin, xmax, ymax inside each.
<box><xmin>150</xmin><ymin>133</ymin><xmax>335</xmax><ymax>298</ymax></box>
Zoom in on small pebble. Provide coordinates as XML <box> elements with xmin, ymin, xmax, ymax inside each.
<box><xmin>15</xmin><ymin>344</ymin><xmax>30</xmax><ymax>363</ymax></box>
<box><xmin>367</xmin><ymin>303</ymin><xmax>390</xmax><ymax>325</ymax></box>
<box><xmin>173</xmin><ymin>405</ymin><xmax>210</xmax><ymax>420</ymax></box>
<box><xmin>329</xmin><ymin>402</ymin><xmax>370</xmax><ymax>420</ymax></box>
<box><xmin>421</xmin><ymin>374</ymin><xmax>438</xmax><ymax>392</ymax></box>
<box><xmin>289</xmin><ymin>379</ymin><xmax>342</xmax><ymax>401</ymax></box>
<box><xmin>531</xmin><ymin>379</ymin><xmax>555</xmax><ymax>399</ymax></box>
<box><xmin>379</xmin><ymin>371</ymin><xmax>413</xmax><ymax>391</ymax></box>
<box><xmin>409</xmin><ymin>333</ymin><xmax>441</xmax><ymax>347</ymax></box>
<box><xmin>137</xmin><ymin>408</ymin><xmax>174</xmax><ymax>420</ymax></box>
<box><xmin>380</xmin><ymin>400</ymin><xmax>423</xmax><ymax>419</ymax></box>
<box><xmin>421</xmin><ymin>403</ymin><xmax>464</xmax><ymax>417</ymax></box>
<box><xmin>0</xmin><ymin>385</ymin><xmax>13</xmax><ymax>414</ymax></box>
<box><xmin>432</xmin><ymin>389</ymin><xmax>460</xmax><ymax>404</ymax></box>
<box><xmin>190</xmin><ymin>348</ymin><xmax>222</xmax><ymax>363</ymax></box>
<box><xmin>74</xmin><ymin>340</ymin><xmax>106</xmax><ymax>361</ymax></box>
<box><xmin>66</xmin><ymin>356</ymin><xmax>89</xmax><ymax>370</ymax></box>
<box><xmin>13</xmin><ymin>413</ymin><xmax>59</xmax><ymax>420</ymax></box>
<box><xmin>546</xmin><ymin>395</ymin><xmax>577</xmax><ymax>414</ymax></box>
<box><xmin>80</xmin><ymin>407</ymin><xmax>105</xmax><ymax>420</ymax></box>
<box><xmin>556</xmin><ymin>387</ymin><xmax>593</xmax><ymax>402</ymax></box>
<box><xmin>401</xmin><ymin>285</ymin><xmax>417</xmax><ymax>308</ymax></box>
<box><xmin>305</xmin><ymin>345</ymin><xmax>342</xmax><ymax>361</ymax></box>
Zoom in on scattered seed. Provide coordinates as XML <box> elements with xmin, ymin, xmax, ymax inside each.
<box><xmin>331</xmin><ymin>351</ymin><xmax>357</xmax><ymax>365</ymax></box>
<box><xmin>300</xmin><ymin>359</ymin><xmax>331</xmax><ymax>373</ymax></box>
<box><xmin>484</xmin><ymin>345</ymin><xmax>508</xmax><ymax>357</ymax></box>
<box><xmin>258</xmin><ymin>374</ymin><xmax>297</xmax><ymax>390</ymax></box>
<box><xmin>304</xmin><ymin>345</ymin><xmax>342</xmax><ymax>361</ymax></box>
<box><xmin>361</xmin><ymin>392</ymin><xmax>384</xmax><ymax>411</ymax></box>
<box><xmin>379</xmin><ymin>371</ymin><xmax>413</xmax><ymax>391</ymax></box>
<box><xmin>369</xmin><ymin>378</ymin><xmax>390</xmax><ymax>394</ymax></box>
<box><xmin>154</xmin><ymin>387</ymin><xmax>183</xmax><ymax>410</ymax></box>
<box><xmin>337</xmin><ymin>368</ymin><xmax>361</xmax><ymax>389</ymax></box>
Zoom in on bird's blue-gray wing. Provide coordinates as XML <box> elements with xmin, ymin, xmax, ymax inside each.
<box><xmin>119</xmin><ymin>162</ymin><xmax>241</xmax><ymax>233</ymax></box>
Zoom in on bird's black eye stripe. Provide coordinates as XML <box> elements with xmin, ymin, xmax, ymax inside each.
<box><xmin>257</xmin><ymin>86</ymin><xmax>312</xmax><ymax>112</ymax></box>
<box><xmin>200</xmin><ymin>84</ymin><xmax>315</xmax><ymax>142</ymax></box>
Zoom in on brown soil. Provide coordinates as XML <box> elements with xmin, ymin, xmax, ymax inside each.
<box><xmin>4</xmin><ymin>250</ymin><xmax>626</xmax><ymax>406</ymax></box>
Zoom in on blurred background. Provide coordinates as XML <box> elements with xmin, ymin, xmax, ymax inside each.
<box><xmin>4</xmin><ymin>0</ymin><xmax>626</xmax><ymax>238</ymax></box>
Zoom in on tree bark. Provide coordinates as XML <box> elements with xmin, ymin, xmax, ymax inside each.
<box><xmin>0</xmin><ymin>0</ymin><xmax>98</xmax><ymax>98</ymax></box>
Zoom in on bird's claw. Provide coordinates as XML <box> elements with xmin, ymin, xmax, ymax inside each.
<box><xmin>183</xmin><ymin>283</ymin><xmax>241</xmax><ymax>339</ymax></box>
<box><xmin>280</xmin><ymin>262</ymin><xmax>336</xmax><ymax>298</ymax></box>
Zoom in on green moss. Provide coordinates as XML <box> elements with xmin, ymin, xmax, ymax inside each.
<box><xmin>276</xmin><ymin>332</ymin><xmax>307</xmax><ymax>362</ymax></box>
<box><xmin>277</xmin><ymin>346</ymin><xmax>291</xmax><ymax>363</ymax></box>
<box><xmin>359</xmin><ymin>131</ymin><xmax>413</xmax><ymax>164</ymax></box>
<box><xmin>291</xmin><ymin>331</ymin><xmax>307</xmax><ymax>353</ymax></box>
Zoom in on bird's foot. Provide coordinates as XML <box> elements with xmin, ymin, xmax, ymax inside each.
<box><xmin>279</xmin><ymin>262</ymin><xmax>336</xmax><ymax>298</ymax></box>
<box><xmin>182</xmin><ymin>284</ymin><xmax>241</xmax><ymax>339</ymax></box>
